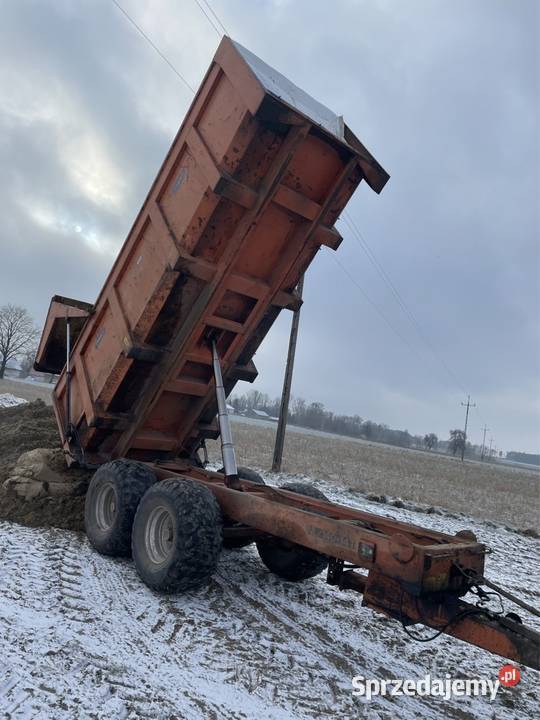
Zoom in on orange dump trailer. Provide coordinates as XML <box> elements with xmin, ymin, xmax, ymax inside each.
<box><xmin>36</xmin><ymin>36</ymin><xmax>388</xmax><ymax>466</ymax></box>
<box><xmin>35</xmin><ymin>38</ymin><xmax>539</xmax><ymax>671</ymax></box>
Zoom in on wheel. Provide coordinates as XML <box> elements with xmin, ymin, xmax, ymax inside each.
<box><xmin>217</xmin><ymin>466</ymin><xmax>265</xmax><ymax>484</ymax></box>
<box><xmin>256</xmin><ymin>482</ymin><xmax>329</xmax><ymax>581</ymax></box>
<box><xmin>218</xmin><ymin>466</ymin><xmax>265</xmax><ymax>549</ymax></box>
<box><xmin>131</xmin><ymin>478</ymin><xmax>222</xmax><ymax>593</ymax></box>
<box><xmin>85</xmin><ymin>459</ymin><xmax>156</xmax><ymax>557</ymax></box>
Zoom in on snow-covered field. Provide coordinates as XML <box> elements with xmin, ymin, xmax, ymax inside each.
<box><xmin>0</xmin><ymin>472</ymin><xmax>538</xmax><ymax>719</ymax></box>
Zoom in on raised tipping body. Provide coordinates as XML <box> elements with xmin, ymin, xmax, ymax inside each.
<box><xmin>35</xmin><ymin>36</ymin><xmax>388</xmax><ymax>466</ymax></box>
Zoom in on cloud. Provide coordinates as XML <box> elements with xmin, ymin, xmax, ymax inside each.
<box><xmin>0</xmin><ymin>0</ymin><xmax>538</xmax><ymax>452</ymax></box>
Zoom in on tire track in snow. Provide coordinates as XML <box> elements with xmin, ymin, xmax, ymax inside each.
<box><xmin>0</xmin><ymin>506</ymin><xmax>538</xmax><ymax>720</ymax></box>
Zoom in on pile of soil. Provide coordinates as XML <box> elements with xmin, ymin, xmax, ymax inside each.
<box><xmin>0</xmin><ymin>400</ymin><xmax>60</xmax><ymax>484</ymax></box>
<box><xmin>0</xmin><ymin>401</ymin><xmax>92</xmax><ymax>531</ymax></box>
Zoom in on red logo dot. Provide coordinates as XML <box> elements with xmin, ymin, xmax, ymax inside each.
<box><xmin>498</xmin><ymin>664</ymin><xmax>521</xmax><ymax>687</ymax></box>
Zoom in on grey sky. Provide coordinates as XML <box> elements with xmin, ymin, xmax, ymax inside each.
<box><xmin>0</xmin><ymin>0</ymin><xmax>538</xmax><ymax>452</ymax></box>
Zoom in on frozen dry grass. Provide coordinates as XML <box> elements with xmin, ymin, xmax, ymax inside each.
<box><xmin>208</xmin><ymin>419</ymin><xmax>540</xmax><ymax>532</ymax></box>
<box><xmin>1</xmin><ymin>379</ymin><xmax>535</xmax><ymax>532</ymax></box>
<box><xmin>0</xmin><ymin>378</ymin><xmax>53</xmax><ymax>404</ymax></box>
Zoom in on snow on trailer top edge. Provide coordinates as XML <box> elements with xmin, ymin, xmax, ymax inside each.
<box><xmin>233</xmin><ymin>40</ymin><xmax>346</xmax><ymax>142</ymax></box>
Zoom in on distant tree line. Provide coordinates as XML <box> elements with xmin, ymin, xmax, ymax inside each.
<box><xmin>506</xmin><ymin>452</ymin><xmax>540</xmax><ymax>466</ymax></box>
<box><xmin>230</xmin><ymin>390</ymin><xmax>520</xmax><ymax>459</ymax></box>
<box><xmin>230</xmin><ymin>390</ymin><xmax>474</xmax><ymax>453</ymax></box>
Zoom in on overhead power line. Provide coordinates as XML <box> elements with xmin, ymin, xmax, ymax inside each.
<box><xmin>192</xmin><ymin>0</ymin><xmax>222</xmax><ymax>37</ymax></box>
<box><xmin>200</xmin><ymin>0</ymin><xmax>230</xmax><ymax>36</ymax></box>
<box><xmin>109</xmin><ymin>0</ymin><xmax>490</xmax><ymax>444</ymax></box>
<box><xmin>111</xmin><ymin>0</ymin><xmax>439</xmax><ymax>398</ymax></box>
<box><xmin>111</xmin><ymin>0</ymin><xmax>196</xmax><ymax>94</ymax></box>
<box><xmin>110</xmin><ymin>0</ymin><xmax>426</xmax><ymax>385</ymax></box>
<box><xmin>340</xmin><ymin>214</ymin><xmax>492</xmax><ymax>439</ymax></box>
<box><xmin>341</xmin><ymin>210</ymin><xmax>469</xmax><ymax>398</ymax></box>
<box><xmin>327</xmin><ymin>250</ymin><xmax>421</xmax><ymax>358</ymax></box>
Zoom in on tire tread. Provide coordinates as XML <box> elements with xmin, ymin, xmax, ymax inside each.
<box><xmin>256</xmin><ymin>482</ymin><xmax>329</xmax><ymax>581</ymax></box>
<box><xmin>85</xmin><ymin>459</ymin><xmax>156</xmax><ymax>557</ymax></box>
<box><xmin>132</xmin><ymin>478</ymin><xmax>222</xmax><ymax>593</ymax></box>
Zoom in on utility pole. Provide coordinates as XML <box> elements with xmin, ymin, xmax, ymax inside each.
<box><xmin>272</xmin><ymin>275</ymin><xmax>304</xmax><ymax>473</ymax></box>
<box><xmin>460</xmin><ymin>395</ymin><xmax>476</xmax><ymax>462</ymax></box>
<box><xmin>488</xmin><ymin>436</ymin><xmax>493</xmax><ymax>460</ymax></box>
<box><xmin>480</xmin><ymin>424</ymin><xmax>490</xmax><ymax>461</ymax></box>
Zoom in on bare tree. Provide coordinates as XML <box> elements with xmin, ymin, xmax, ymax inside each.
<box><xmin>448</xmin><ymin>429</ymin><xmax>466</xmax><ymax>457</ymax></box>
<box><xmin>424</xmin><ymin>433</ymin><xmax>438</xmax><ymax>451</ymax></box>
<box><xmin>0</xmin><ymin>305</ymin><xmax>39</xmax><ymax>379</ymax></box>
<box><xmin>245</xmin><ymin>389</ymin><xmax>262</xmax><ymax>410</ymax></box>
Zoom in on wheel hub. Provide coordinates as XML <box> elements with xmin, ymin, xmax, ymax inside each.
<box><xmin>95</xmin><ymin>483</ymin><xmax>117</xmax><ymax>531</ymax></box>
<box><xmin>145</xmin><ymin>506</ymin><xmax>175</xmax><ymax>565</ymax></box>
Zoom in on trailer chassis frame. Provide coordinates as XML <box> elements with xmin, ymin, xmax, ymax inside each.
<box><xmin>147</xmin><ymin>461</ymin><xmax>539</xmax><ymax>670</ymax></box>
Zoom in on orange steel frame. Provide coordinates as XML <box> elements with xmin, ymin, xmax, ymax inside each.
<box><xmin>153</xmin><ymin>462</ymin><xmax>540</xmax><ymax>671</ymax></box>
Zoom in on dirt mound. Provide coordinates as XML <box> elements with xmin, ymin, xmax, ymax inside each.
<box><xmin>0</xmin><ymin>400</ymin><xmax>60</xmax><ymax>483</ymax></box>
<box><xmin>0</xmin><ymin>401</ymin><xmax>91</xmax><ymax>531</ymax></box>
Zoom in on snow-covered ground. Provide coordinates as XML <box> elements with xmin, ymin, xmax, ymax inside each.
<box><xmin>0</xmin><ymin>472</ymin><xmax>538</xmax><ymax>719</ymax></box>
<box><xmin>0</xmin><ymin>393</ymin><xmax>27</xmax><ymax>408</ymax></box>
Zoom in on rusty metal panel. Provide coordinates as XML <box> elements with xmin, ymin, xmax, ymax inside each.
<box><xmin>37</xmin><ymin>37</ymin><xmax>389</xmax><ymax>465</ymax></box>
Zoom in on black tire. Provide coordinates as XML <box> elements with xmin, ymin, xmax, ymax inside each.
<box><xmin>85</xmin><ymin>459</ymin><xmax>156</xmax><ymax>557</ymax></box>
<box><xmin>132</xmin><ymin>478</ymin><xmax>222</xmax><ymax>593</ymax></box>
<box><xmin>256</xmin><ymin>482</ymin><xmax>329</xmax><ymax>581</ymax></box>
<box><xmin>217</xmin><ymin>466</ymin><xmax>265</xmax><ymax>485</ymax></box>
<box><xmin>218</xmin><ymin>466</ymin><xmax>265</xmax><ymax>549</ymax></box>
